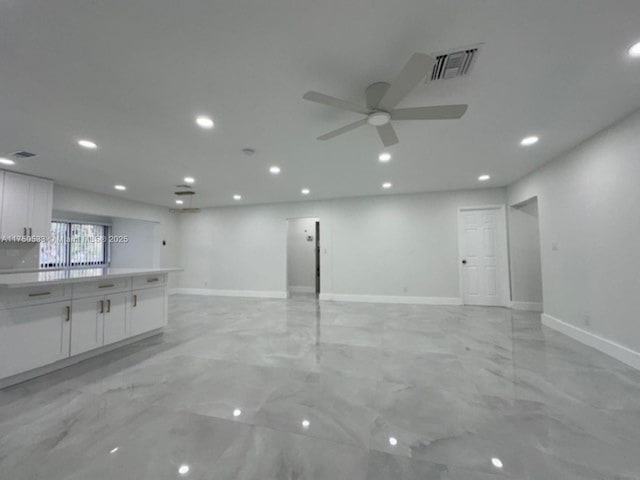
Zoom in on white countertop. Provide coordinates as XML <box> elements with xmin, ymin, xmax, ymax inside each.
<box><xmin>0</xmin><ymin>267</ymin><xmax>181</xmax><ymax>288</ymax></box>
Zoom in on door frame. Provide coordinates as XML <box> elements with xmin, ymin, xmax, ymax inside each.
<box><xmin>457</xmin><ymin>205</ymin><xmax>510</xmax><ymax>307</ymax></box>
<box><xmin>285</xmin><ymin>216</ymin><xmax>321</xmax><ymax>297</ymax></box>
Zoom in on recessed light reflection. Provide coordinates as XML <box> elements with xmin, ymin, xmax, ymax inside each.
<box><xmin>628</xmin><ymin>41</ymin><xmax>640</xmax><ymax>58</ymax></box>
<box><xmin>382</xmin><ymin>182</ymin><xmax>392</xmax><ymax>189</ymax></box>
<box><xmin>109</xmin><ymin>446</ymin><xmax>119</xmax><ymax>454</ymax></box>
<box><xmin>491</xmin><ymin>457</ymin><xmax>503</xmax><ymax>469</ymax></box>
<box><xmin>0</xmin><ymin>157</ymin><xmax>15</xmax><ymax>165</ymax></box>
<box><xmin>114</xmin><ymin>185</ymin><xmax>126</xmax><ymax>191</ymax></box>
<box><xmin>301</xmin><ymin>188</ymin><xmax>310</xmax><ymax>195</ymax></box>
<box><xmin>388</xmin><ymin>437</ymin><xmax>398</xmax><ymax>446</ymax></box>
<box><xmin>178</xmin><ymin>464</ymin><xmax>190</xmax><ymax>475</ymax></box>
<box><xmin>233</xmin><ymin>194</ymin><xmax>242</xmax><ymax>201</ymax></box>
<box><xmin>175</xmin><ymin>199</ymin><xmax>184</xmax><ymax>205</ymax></box>
<box><xmin>195</xmin><ymin>115</ymin><xmax>214</xmax><ymax>129</ymax></box>
<box><xmin>379</xmin><ymin>152</ymin><xmax>392</xmax><ymax>162</ymax></box>
<box><xmin>520</xmin><ymin>135</ymin><xmax>539</xmax><ymax>146</ymax></box>
<box><xmin>233</xmin><ymin>408</ymin><xmax>242</xmax><ymax>417</ymax></box>
<box><xmin>478</xmin><ymin>174</ymin><xmax>491</xmax><ymax>182</ymax></box>
<box><xmin>78</xmin><ymin>139</ymin><xmax>98</xmax><ymax>149</ymax></box>
<box><xmin>269</xmin><ymin>166</ymin><xmax>281</xmax><ymax>174</ymax></box>
<box><xmin>301</xmin><ymin>419</ymin><xmax>310</xmax><ymax>429</ymax></box>
<box><xmin>184</xmin><ymin>176</ymin><xmax>195</xmax><ymax>184</ymax></box>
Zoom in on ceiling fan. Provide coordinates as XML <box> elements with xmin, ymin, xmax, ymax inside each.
<box><xmin>302</xmin><ymin>53</ymin><xmax>468</xmax><ymax>147</ymax></box>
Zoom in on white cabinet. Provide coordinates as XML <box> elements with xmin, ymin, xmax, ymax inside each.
<box><xmin>0</xmin><ymin>171</ymin><xmax>53</xmax><ymax>239</ymax></box>
<box><xmin>70</xmin><ymin>296</ymin><xmax>104</xmax><ymax>356</ymax></box>
<box><xmin>130</xmin><ymin>287</ymin><xmax>165</xmax><ymax>336</ymax></box>
<box><xmin>71</xmin><ymin>293</ymin><xmax>130</xmax><ymax>355</ymax></box>
<box><xmin>0</xmin><ymin>301</ymin><xmax>71</xmax><ymax>379</ymax></box>
<box><xmin>103</xmin><ymin>293</ymin><xmax>129</xmax><ymax>345</ymax></box>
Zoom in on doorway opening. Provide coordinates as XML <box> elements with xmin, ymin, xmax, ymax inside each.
<box><xmin>458</xmin><ymin>205</ymin><xmax>510</xmax><ymax>307</ymax></box>
<box><xmin>508</xmin><ymin>197</ymin><xmax>543</xmax><ymax>312</ymax></box>
<box><xmin>286</xmin><ymin>217</ymin><xmax>320</xmax><ymax>296</ymax></box>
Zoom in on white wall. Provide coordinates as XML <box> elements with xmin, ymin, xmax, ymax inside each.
<box><xmin>287</xmin><ymin>218</ymin><xmax>317</xmax><ymax>293</ymax></box>
<box><xmin>109</xmin><ymin>218</ymin><xmax>157</xmax><ymax>268</ymax></box>
<box><xmin>508</xmin><ymin>197</ymin><xmax>543</xmax><ymax>309</ymax></box>
<box><xmin>508</xmin><ymin>109</ymin><xmax>640</xmax><ymax>366</ymax></box>
<box><xmin>176</xmin><ymin>188</ymin><xmax>506</xmax><ymax>301</ymax></box>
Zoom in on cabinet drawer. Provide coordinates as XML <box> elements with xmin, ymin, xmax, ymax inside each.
<box><xmin>72</xmin><ymin>278</ymin><xmax>131</xmax><ymax>298</ymax></box>
<box><xmin>0</xmin><ymin>285</ymin><xmax>69</xmax><ymax>309</ymax></box>
<box><xmin>132</xmin><ymin>274</ymin><xmax>166</xmax><ymax>290</ymax></box>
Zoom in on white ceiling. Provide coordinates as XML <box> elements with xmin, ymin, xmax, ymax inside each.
<box><xmin>1</xmin><ymin>0</ymin><xmax>640</xmax><ymax>208</ymax></box>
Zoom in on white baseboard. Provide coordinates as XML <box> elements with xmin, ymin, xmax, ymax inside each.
<box><xmin>319</xmin><ymin>293</ymin><xmax>462</xmax><ymax>306</ymax></box>
<box><xmin>288</xmin><ymin>286</ymin><xmax>316</xmax><ymax>294</ymax></box>
<box><xmin>171</xmin><ymin>288</ymin><xmax>288</xmax><ymax>299</ymax></box>
<box><xmin>512</xmin><ymin>301</ymin><xmax>543</xmax><ymax>312</ymax></box>
<box><xmin>542</xmin><ymin>313</ymin><xmax>640</xmax><ymax>371</ymax></box>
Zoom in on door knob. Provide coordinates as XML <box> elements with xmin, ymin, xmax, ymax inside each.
<box><xmin>462</xmin><ymin>260</ymin><xmax>467</xmax><ymax>265</ymax></box>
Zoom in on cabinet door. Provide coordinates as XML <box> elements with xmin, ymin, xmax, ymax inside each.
<box><xmin>27</xmin><ymin>177</ymin><xmax>53</xmax><ymax>238</ymax></box>
<box><xmin>0</xmin><ymin>302</ymin><xmax>71</xmax><ymax>379</ymax></box>
<box><xmin>130</xmin><ymin>287</ymin><xmax>164</xmax><ymax>336</ymax></box>
<box><xmin>0</xmin><ymin>172</ymin><xmax>31</xmax><ymax>237</ymax></box>
<box><xmin>103</xmin><ymin>294</ymin><xmax>128</xmax><ymax>345</ymax></box>
<box><xmin>70</xmin><ymin>296</ymin><xmax>104</xmax><ymax>356</ymax></box>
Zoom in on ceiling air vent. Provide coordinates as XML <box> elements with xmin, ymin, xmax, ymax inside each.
<box><xmin>12</xmin><ymin>151</ymin><xmax>37</xmax><ymax>158</ymax></box>
<box><xmin>429</xmin><ymin>46</ymin><xmax>480</xmax><ymax>81</ymax></box>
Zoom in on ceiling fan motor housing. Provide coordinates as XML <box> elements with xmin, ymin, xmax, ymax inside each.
<box><xmin>367</xmin><ymin>111</ymin><xmax>391</xmax><ymax>126</ymax></box>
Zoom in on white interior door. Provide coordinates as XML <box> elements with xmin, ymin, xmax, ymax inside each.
<box><xmin>459</xmin><ymin>207</ymin><xmax>509</xmax><ymax>306</ymax></box>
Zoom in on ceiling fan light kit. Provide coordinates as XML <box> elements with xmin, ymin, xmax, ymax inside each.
<box><xmin>303</xmin><ymin>53</ymin><xmax>468</xmax><ymax>147</ymax></box>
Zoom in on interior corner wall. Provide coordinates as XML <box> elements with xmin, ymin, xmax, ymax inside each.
<box><xmin>175</xmin><ymin>188</ymin><xmax>506</xmax><ymax>300</ymax></box>
<box><xmin>507</xmin><ymin>109</ymin><xmax>640</xmax><ymax>366</ymax></box>
<box><xmin>508</xmin><ymin>198</ymin><xmax>543</xmax><ymax>307</ymax></box>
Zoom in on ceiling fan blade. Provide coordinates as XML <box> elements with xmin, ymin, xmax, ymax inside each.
<box><xmin>377</xmin><ymin>53</ymin><xmax>436</xmax><ymax>112</ymax></box>
<box><xmin>303</xmin><ymin>91</ymin><xmax>370</xmax><ymax>115</ymax></box>
<box><xmin>376</xmin><ymin>123</ymin><xmax>399</xmax><ymax>147</ymax></box>
<box><xmin>391</xmin><ymin>104</ymin><xmax>468</xmax><ymax>120</ymax></box>
<box><xmin>317</xmin><ymin>118</ymin><xmax>368</xmax><ymax>141</ymax></box>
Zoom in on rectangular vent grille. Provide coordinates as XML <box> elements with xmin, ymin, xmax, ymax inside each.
<box><xmin>430</xmin><ymin>48</ymin><xmax>478</xmax><ymax>81</ymax></box>
<box><xmin>12</xmin><ymin>151</ymin><xmax>37</xmax><ymax>158</ymax></box>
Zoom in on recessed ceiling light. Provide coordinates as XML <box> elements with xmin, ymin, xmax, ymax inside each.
<box><xmin>0</xmin><ymin>157</ymin><xmax>16</xmax><ymax>165</ymax></box>
<box><xmin>379</xmin><ymin>152</ymin><xmax>392</xmax><ymax>162</ymax></box>
<box><xmin>628</xmin><ymin>41</ymin><xmax>640</xmax><ymax>58</ymax></box>
<box><xmin>491</xmin><ymin>457</ymin><xmax>503</xmax><ymax>469</ymax></box>
<box><xmin>233</xmin><ymin>408</ymin><xmax>242</xmax><ymax>417</ymax></box>
<box><xmin>478</xmin><ymin>174</ymin><xmax>491</xmax><ymax>182</ymax></box>
<box><xmin>195</xmin><ymin>115</ymin><xmax>214</xmax><ymax>129</ymax></box>
<box><xmin>178</xmin><ymin>464</ymin><xmax>190</xmax><ymax>476</ymax></box>
<box><xmin>233</xmin><ymin>194</ymin><xmax>242</xmax><ymax>201</ymax></box>
<box><xmin>269</xmin><ymin>166</ymin><xmax>281</xmax><ymax>174</ymax></box>
<box><xmin>114</xmin><ymin>185</ymin><xmax>126</xmax><ymax>191</ymax></box>
<box><xmin>389</xmin><ymin>437</ymin><xmax>398</xmax><ymax>446</ymax></box>
<box><xmin>183</xmin><ymin>176</ymin><xmax>195</xmax><ymax>184</ymax></box>
<box><xmin>301</xmin><ymin>188</ymin><xmax>310</xmax><ymax>195</ymax></box>
<box><xmin>175</xmin><ymin>199</ymin><xmax>184</xmax><ymax>205</ymax></box>
<box><xmin>109</xmin><ymin>447</ymin><xmax>119</xmax><ymax>454</ymax></box>
<box><xmin>520</xmin><ymin>136</ymin><xmax>539</xmax><ymax>146</ymax></box>
<box><xmin>301</xmin><ymin>419</ymin><xmax>310</xmax><ymax>429</ymax></box>
<box><xmin>382</xmin><ymin>182</ymin><xmax>392</xmax><ymax>189</ymax></box>
<box><xmin>78</xmin><ymin>139</ymin><xmax>98</xmax><ymax>149</ymax></box>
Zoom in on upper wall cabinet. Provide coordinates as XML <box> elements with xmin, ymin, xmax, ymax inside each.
<box><xmin>0</xmin><ymin>171</ymin><xmax>53</xmax><ymax>241</ymax></box>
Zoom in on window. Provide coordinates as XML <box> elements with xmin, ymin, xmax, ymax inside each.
<box><xmin>39</xmin><ymin>221</ymin><xmax>109</xmax><ymax>268</ymax></box>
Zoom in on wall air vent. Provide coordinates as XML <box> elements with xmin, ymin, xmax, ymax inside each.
<box><xmin>12</xmin><ymin>151</ymin><xmax>37</xmax><ymax>158</ymax></box>
<box><xmin>429</xmin><ymin>46</ymin><xmax>480</xmax><ymax>81</ymax></box>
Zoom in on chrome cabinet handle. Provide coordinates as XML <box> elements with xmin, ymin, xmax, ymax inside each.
<box><xmin>99</xmin><ymin>284</ymin><xmax>115</xmax><ymax>289</ymax></box>
<box><xmin>65</xmin><ymin>306</ymin><xmax>71</xmax><ymax>322</ymax></box>
<box><xmin>106</xmin><ymin>299</ymin><xmax>111</xmax><ymax>313</ymax></box>
<box><xmin>146</xmin><ymin>277</ymin><xmax>159</xmax><ymax>283</ymax></box>
<box><xmin>133</xmin><ymin>294</ymin><xmax>137</xmax><ymax>307</ymax></box>
<box><xmin>29</xmin><ymin>291</ymin><xmax>51</xmax><ymax>297</ymax></box>
<box><xmin>99</xmin><ymin>300</ymin><xmax>104</xmax><ymax>314</ymax></box>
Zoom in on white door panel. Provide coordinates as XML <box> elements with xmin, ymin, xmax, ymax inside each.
<box><xmin>459</xmin><ymin>207</ymin><xmax>508</xmax><ymax>306</ymax></box>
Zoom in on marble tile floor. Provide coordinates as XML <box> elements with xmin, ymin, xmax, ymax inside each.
<box><xmin>1</xmin><ymin>294</ymin><xmax>640</xmax><ymax>479</ymax></box>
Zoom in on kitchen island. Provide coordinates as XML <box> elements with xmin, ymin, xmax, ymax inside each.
<box><xmin>0</xmin><ymin>267</ymin><xmax>180</xmax><ymax>388</ymax></box>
